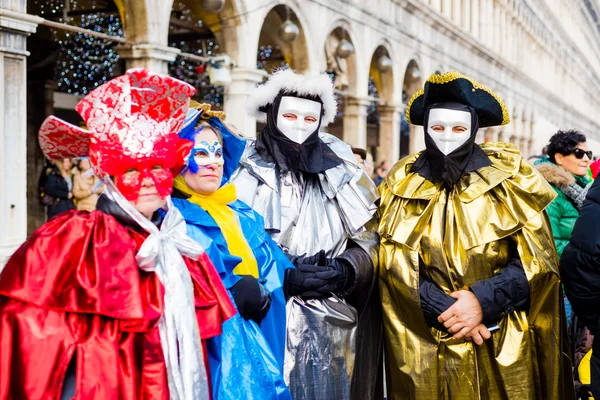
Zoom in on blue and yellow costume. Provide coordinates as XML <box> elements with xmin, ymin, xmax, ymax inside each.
<box><xmin>172</xmin><ymin>106</ymin><xmax>293</xmax><ymax>400</ymax></box>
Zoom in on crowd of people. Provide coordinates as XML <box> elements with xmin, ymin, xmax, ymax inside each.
<box><xmin>39</xmin><ymin>156</ymin><xmax>104</xmax><ymax>218</ymax></box>
<box><xmin>0</xmin><ymin>67</ymin><xmax>599</xmax><ymax>400</ymax></box>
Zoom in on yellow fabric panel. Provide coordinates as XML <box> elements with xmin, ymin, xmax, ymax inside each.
<box><xmin>174</xmin><ymin>176</ymin><xmax>259</xmax><ymax>278</ymax></box>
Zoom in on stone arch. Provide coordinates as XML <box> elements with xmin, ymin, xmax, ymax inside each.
<box><xmin>321</xmin><ymin>21</ymin><xmax>360</xmax><ymax>95</ymax></box>
<box><xmin>254</xmin><ymin>3</ymin><xmax>313</xmax><ymax>73</ymax></box>
<box><xmin>369</xmin><ymin>43</ymin><xmax>395</xmax><ymax>103</ymax></box>
<box><xmin>402</xmin><ymin>58</ymin><xmax>424</xmax><ymax>154</ymax></box>
<box><xmin>210</xmin><ymin>0</ymin><xmax>247</xmax><ymax>65</ymax></box>
<box><xmin>115</xmin><ymin>0</ymin><xmax>173</xmax><ymax>45</ymax></box>
<box><xmin>166</xmin><ymin>0</ymin><xmax>246</xmax><ymax>110</ymax></box>
<box><xmin>368</xmin><ymin>43</ymin><xmax>397</xmax><ymax>163</ymax></box>
<box><xmin>322</xmin><ymin>24</ymin><xmax>359</xmax><ymax>141</ymax></box>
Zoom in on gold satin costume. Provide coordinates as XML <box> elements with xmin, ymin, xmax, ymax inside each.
<box><xmin>378</xmin><ymin>142</ymin><xmax>574</xmax><ymax>399</ymax></box>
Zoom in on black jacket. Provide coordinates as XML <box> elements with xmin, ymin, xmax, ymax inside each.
<box><xmin>44</xmin><ymin>167</ymin><xmax>75</xmax><ymax>219</ymax></box>
<box><xmin>561</xmin><ymin>177</ymin><xmax>600</xmax><ymax>397</ymax></box>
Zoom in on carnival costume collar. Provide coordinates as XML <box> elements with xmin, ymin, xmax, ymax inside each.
<box><xmin>237</xmin><ymin>133</ymin><xmax>379</xmax><ymax>235</ymax></box>
<box><xmin>37</xmin><ymin>68</ymin><xmax>211</xmax><ymax>400</ymax></box>
<box><xmin>406</xmin><ymin>72</ymin><xmax>510</xmax><ymax>186</ymax></box>
<box><xmin>381</xmin><ymin>142</ymin><xmax>556</xmax><ymax>250</ymax></box>
<box><xmin>247</xmin><ymin>69</ymin><xmax>342</xmax><ymax>174</ymax></box>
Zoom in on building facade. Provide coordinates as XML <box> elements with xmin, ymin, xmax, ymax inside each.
<box><xmin>1</xmin><ymin>0</ymin><xmax>600</xmax><ymax>264</ymax></box>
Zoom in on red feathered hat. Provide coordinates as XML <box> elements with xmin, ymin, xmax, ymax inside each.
<box><xmin>38</xmin><ymin>68</ymin><xmax>196</xmax><ymax>200</ymax></box>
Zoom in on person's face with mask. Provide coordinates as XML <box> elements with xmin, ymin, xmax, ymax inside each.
<box><xmin>276</xmin><ymin>96</ymin><xmax>322</xmax><ymax>144</ymax></box>
<box><xmin>427</xmin><ymin>108</ymin><xmax>472</xmax><ymax>155</ymax></box>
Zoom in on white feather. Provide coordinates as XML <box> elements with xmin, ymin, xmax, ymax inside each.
<box><xmin>246</xmin><ymin>69</ymin><xmax>338</xmax><ymax>126</ymax></box>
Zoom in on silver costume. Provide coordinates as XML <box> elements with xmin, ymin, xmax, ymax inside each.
<box><xmin>232</xmin><ymin>132</ymin><xmax>380</xmax><ymax>400</ymax></box>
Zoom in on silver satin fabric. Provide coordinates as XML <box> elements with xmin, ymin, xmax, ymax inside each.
<box><xmin>105</xmin><ymin>180</ymin><xmax>210</xmax><ymax>400</ymax></box>
<box><xmin>231</xmin><ymin>133</ymin><xmax>378</xmax><ymax>400</ymax></box>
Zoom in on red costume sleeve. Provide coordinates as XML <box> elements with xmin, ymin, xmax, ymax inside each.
<box><xmin>0</xmin><ymin>210</ymin><xmax>234</xmax><ymax>399</ymax></box>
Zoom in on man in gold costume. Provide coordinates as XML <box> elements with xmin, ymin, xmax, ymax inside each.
<box><xmin>377</xmin><ymin>71</ymin><xmax>574</xmax><ymax>399</ymax></box>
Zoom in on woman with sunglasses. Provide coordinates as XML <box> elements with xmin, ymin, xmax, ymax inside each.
<box><xmin>535</xmin><ymin>130</ymin><xmax>592</xmax><ymax>326</ymax></box>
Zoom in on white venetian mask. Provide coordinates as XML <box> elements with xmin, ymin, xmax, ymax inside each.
<box><xmin>427</xmin><ymin>108</ymin><xmax>472</xmax><ymax>155</ymax></box>
<box><xmin>276</xmin><ymin>96</ymin><xmax>322</xmax><ymax>144</ymax></box>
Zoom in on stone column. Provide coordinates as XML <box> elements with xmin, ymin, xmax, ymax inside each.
<box><xmin>519</xmin><ymin>137</ymin><xmax>529</xmax><ymax>158</ymax></box>
<box><xmin>479</xmin><ymin>0</ymin><xmax>488</xmax><ymax>44</ymax></box>
<box><xmin>431</xmin><ymin>0</ymin><xmax>442</xmax><ymax>12</ymax></box>
<box><xmin>377</xmin><ymin>105</ymin><xmax>402</xmax><ymax>163</ymax></box>
<box><xmin>343</xmin><ymin>97</ymin><xmax>370</xmax><ymax>149</ymax></box>
<box><xmin>441</xmin><ymin>0</ymin><xmax>452</xmax><ymax>19</ymax></box>
<box><xmin>493</xmin><ymin>3</ymin><xmax>501</xmax><ymax>53</ymax></box>
<box><xmin>115</xmin><ymin>0</ymin><xmax>176</xmax><ymax>74</ymax></box>
<box><xmin>223</xmin><ymin>67</ymin><xmax>267</xmax><ymax>137</ymax></box>
<box><xmin>118</xmin><ymin>44</ymin><xmax>180</xmax><ymax>75</ymax></box>
<box><xmin>484</xmin><ymin>127</ymin><xmax>498</xmax><ymax>143</ymax></box>
<box><xmin>461</xmin><ymin>0</ymin><xmax>471</xmax><ymax>31</ymax></box>
<box><xmin>0</xmin><ymin>3</ymin><xmax>37</xmax><ymax>267</ymax></box>
<box><xmin>471</xmin><ymin>0</ymin><xmax>479</xmax><ymax>37</ymax></box>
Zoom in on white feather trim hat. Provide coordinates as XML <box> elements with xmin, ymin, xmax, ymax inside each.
<box><xmin>247</xmin><ymin>68</ymin><xmax>337</xmax><ymax>126</ymax></box>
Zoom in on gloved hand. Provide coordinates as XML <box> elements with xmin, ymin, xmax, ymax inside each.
<box><xmin>296</xmin><ymin>250</ymin><xmax>328</xmax><ymax>267</ymax></box>
<box><xmin>284</xmin><ymin>250</ymin><xmax>328</xmax><ymax>268</ymax></box>
<box><xmin>284</xmin><ymin>254</ymin><xmax>354</xmax><ymax>299</ymax></box>
<box><xmin>231</xmin><ymin>275</ymin><xmax>272</xmax><ymax>324</ymax></box>
<box><xmin>284</xmin><ymin>264</ymin><xmax>341</xmax><ymax>299</ymax></box>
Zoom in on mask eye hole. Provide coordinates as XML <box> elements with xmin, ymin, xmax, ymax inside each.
<box><xmin>304</xmin><ymin>116</ymin><xmax>317</xmax><ymax>124</ymax></box>
<box><xmin>194</xmin><ymin>149</ymin><xmax>209</xmax><ymax>158</ymax></box>
<box><xmin>430</xmin><ymin>125</ymin><xmax>445</xmax><ymax>132</ymax></box>
<box><xmin>453</xmin><ymin>126</ymin><xmax>468</xmax><ymax>133</ymax></box>
<box><xmin>282</xmin><ymin>113</ymin><xmax>297</xmax><ymax>121</ymax></box>
<box><xmin>124</xmin><ymin>168</ymin><xmax>139</xmax><ymax>177</ymax></box>
<box><xmin>151</xmin><ymin>165</ymin><xmax>164</xmax><ymax>172</ymax></box>
<box><xmin>215</xmin><ymin>149</ymin><xmax>223</xmax><ymax>158</ymax></box>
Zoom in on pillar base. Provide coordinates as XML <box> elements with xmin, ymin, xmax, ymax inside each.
<box><xmin>117</xmin><ymin>44</ymin><xmax>181</xmax><ymax>74</ymax></box>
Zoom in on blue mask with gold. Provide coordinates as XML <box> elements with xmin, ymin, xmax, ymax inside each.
<box><xmin>182</xmin><ymin>125</ymin><xmax>225</xmax><ymax>174</ymax></box>
<box><xmin>193</xmin><ymin>139</ymin><xmax>224</xmax><ymax>168</ymax></box>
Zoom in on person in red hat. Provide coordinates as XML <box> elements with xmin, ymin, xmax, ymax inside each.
<box><xmin>0</xmin><ymin>68</ymin><xmax>235</xmax><ymax>400</ymax></box>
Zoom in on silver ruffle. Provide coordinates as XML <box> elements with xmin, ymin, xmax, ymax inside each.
<box><xmin>232</xmin><ymin>133</ymin><xmax>379</xmax><ymax>400</ymax></box>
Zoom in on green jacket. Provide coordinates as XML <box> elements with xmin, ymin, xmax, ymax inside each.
<box><xmin>535</xmin><ymin>159</ymin><xmax>591</xmax><ymax>258</ymax></box>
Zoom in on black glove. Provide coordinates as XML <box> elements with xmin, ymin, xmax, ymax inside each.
<box><xmin>284</xmin><ymin>263</ymin><xmax>341</xmax><ymax>299</ymax></box>
<box><xmin>285</xmin><ymin>250</ymin><xmax>328</xmax><ymax>268</ymax></box>
<box><xmin>296</xmin><ymin>250</ymin><xmax>328</xmax><ymax>267</ymax></box>
<box><xmin>284</xmin><ymin>256</ymin><xmax>354</xmax><ymax>299</ymax></box>
<box><xmin>231</xmin><ymin>275</ymin><xmax>271</xmax><ymax>324</ymax></box>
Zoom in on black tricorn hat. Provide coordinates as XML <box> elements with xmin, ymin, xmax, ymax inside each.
<box><xmin>406</xmin><ymin>71</ymin><xmax>510</xmax><ymax>128</ymax></box>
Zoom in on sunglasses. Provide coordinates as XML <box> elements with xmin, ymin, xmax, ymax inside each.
<box><xmin>569</xmin><ymin>148</ymin><xmax>593</xmax><ymax>160</ymax></box>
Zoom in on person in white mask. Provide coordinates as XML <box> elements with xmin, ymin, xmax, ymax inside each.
<box><xmin>376</xmin><ymin>71</ymin><xmax>573</xmax><ymax>399</ymax></box>
<box><xmin>232</xmin><ymin>69</ymin><xmax>381</xmax><ymax>400</ymax></box>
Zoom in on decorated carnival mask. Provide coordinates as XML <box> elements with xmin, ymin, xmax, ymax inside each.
<box><xmin>38</xmin><ymin>68</ymin><xmax>196</xmax><ymax>201</ymax></box>
<box><xmin>193</xmin><ymin>137</ymin><xmax>225</xmax><ymax>168</ymax></box>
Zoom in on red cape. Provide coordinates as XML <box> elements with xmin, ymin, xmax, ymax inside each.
<box><xmin>0</xmin><ymin>210</ymin><xmax>235</xmax><ymax>399</ymax></box>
